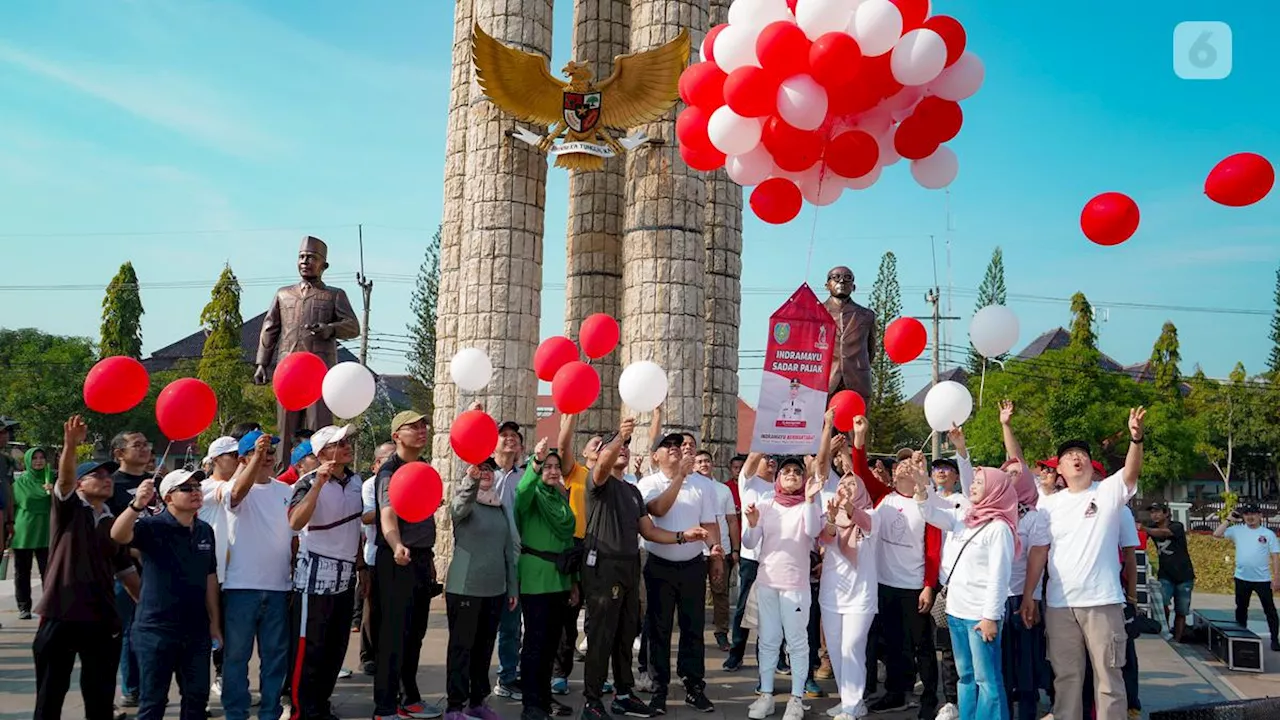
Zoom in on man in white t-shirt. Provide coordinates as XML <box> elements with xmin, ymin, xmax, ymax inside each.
<box><xmin>198</xmin><ymin>435</ymin><xmax>239</xmax><ymax>697</ymax></box>
<box><xmin>1030</xmin><ymin>408</ymin><xmax>1146</xmax><ymax>720</ymax></box>
<box><xmin>695</xmin><ymin>450</ymin><xmax>740</xmax><ymax>652</ymax></box>
<box><xmin>221</xmin><ymin>430</ymin><xmax>294</xmax><ymax>720</ymax></box>
<box><xmin>1214</xmin><ymin>502</ymin><xmax>1280</xmax><ymax>650</ymax></box>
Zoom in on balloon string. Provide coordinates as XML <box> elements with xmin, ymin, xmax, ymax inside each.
<box><xmin>153</xmin><ymin>441</ymin><xmax>174</xmax><ymax>478</ymax></box>
<box><xmin>979</xmin><ymin>358</ymin><xmax>987</xmax><ymax>409</ymax></box>
<box><xmin>803</xmin><ymin>166</ymin><xmax>827</xmax><ymax>282</ymax></box>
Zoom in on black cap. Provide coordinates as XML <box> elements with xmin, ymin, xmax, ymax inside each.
<box><xmin>1056</xmin><ymin>439</ymin><xmax>1093</xmax><ymax>459</ymax></box>
<box><xmin>931</xmin><ymin>458</ymin><xmax>959</xmax><ymax>472</ymax></box>
<box><xmin>498</xmin><ymin>421</ymin><xmax>523</xmax><ymax>442</ymax></box>
<box><xmin>1147</xmin><ymin>502</ymin><xmax>1170</xmax><ymax>513</ymax></box>
<box><xmin>777</xmin><ymin>455</ymin><xmax>806</xmax><ymax>472</ymax></box>
<box><xmin>1238</xmin><ymin>502</ymin><xmax>1262</xmax><ymax>514</ymax></box>
<box><xmin>652</xmin><ymin>432</ymin><xmax>685</xmax><ymax>453</ymax></box>
<box><xmin>476</xmin><ymin>457</ymin><xmax>499</xmax><ymax>471</ymax></box>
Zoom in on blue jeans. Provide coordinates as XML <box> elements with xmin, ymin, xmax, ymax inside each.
<box><xmin>115</xmin><ymin>579</ymin><xmax>139</xmax><ymax>697</ymax></box>
<box><xmin>497</xmin><ymin>597</ymin><xmax>522</xmax><ymax>685</ymax></box>
<box><xmin>1002</xmin><ymin>596</ymin><xmax>1045</xmax><ymax>720</ymax></box>
<box><xmin>222</xmin><ymin>590</ymin><xmax>291</xmax><ymax>720</ymax></box>
<box><xmin>947</xmin><ymin>615</ymin><xmax>1008</xmax><ymax>720</ymax></box>
<box><xmin>132</xmin><ymin>627</ymin><xmax>211</xmax><ymax>720</ymax></box>
<box><xmin>1159</xmin><ymin>578</ymin><xmax>1194</xmax><ymax>617</ymax></box>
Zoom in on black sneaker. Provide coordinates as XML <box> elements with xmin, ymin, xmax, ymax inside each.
<box><xmin>551</xmin><ymin>699</ymin><xmax>574</xmax><ymax>717</ymax></box>
<box><xmin>1272</xmin><ymin>637</ymin><xmax>1280</xmax><ymax>652</ymax></box>
<box><xmin>361</xmin><ymin>660</ymin><xmax>376</xmax><ymax>676</ymax></box>
<box><xmin>721</xmin><ymin>655</ymin><xmax>743</xmax><ymax>672</ymax></box>
<box><xmin>684</xmin><ymin>690</ymin><xmax>714</xmax><ymax>713</ymax></box>
<box><xmin>714</xmin><ymin>632</ymin><xmax>730</xmax><ymax>652</ymax></box>
<box><xmin>648</xmin><ymin>692</ymin><xmax>667</xmax><ymax>715</ymax></box>
<box><xmin>777</xmin><ymin>657</ymin><xmax>791</xmax><ymax>676</ymax></box>
<box><xmin>521</xmin><ymin>708</ymin><xmax>552</xmax><ymax>720</ymax></box>
<box><xmin>869</xmin><ymin>693</ymin><xmax>909</xmax><ymax>713</ymax></box>
<box><xmin>579</xmin><ymin>700</ymin><xmax>613</xmax><ymax>720</ymax></box>
<box><xmin>610</xmin><ymin>695</ymin><xmax>656</xmax><ymax>718</ymax></box>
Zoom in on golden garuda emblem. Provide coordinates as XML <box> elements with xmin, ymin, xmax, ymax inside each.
<box><xmin>471</xmin><ymin>23</ymin><xmax>690</xmax><ymax>172</ymax></box>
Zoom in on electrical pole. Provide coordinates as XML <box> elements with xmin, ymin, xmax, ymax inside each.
<box><xmin>925</xmin><ymin>288</ymin><xmax>961</xmax><ymax>461</ymax></box>
<box><xmin>356</xmin><ymin>224</ymin><xmax>373</xmax><ymax>366</ymax></box>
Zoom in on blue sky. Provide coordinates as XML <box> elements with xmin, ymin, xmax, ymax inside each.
<box><xmin>1</xmin><ymin>0</ymin><xmax>1276</xmax><ymax>403</ymax></box>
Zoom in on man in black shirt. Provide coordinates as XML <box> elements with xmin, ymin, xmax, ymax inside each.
<box><xmin>372</xmin><ymin>410</ymin><xmax>443</xmax><ymax>720</ymax></box>
<box><xmin>106</xmin><ymin>429</ymin><xmax>154</xmax><ymax>709</ymax></box>
<box><xmin>579</xmin><ymin>417</ymin><xmax>708</xmax><ymax>720</ymax></box>
<box><xmin>1146</xmin><ymin>503</ymin><xmax>1195</xmax><ymax>642</ymax></box>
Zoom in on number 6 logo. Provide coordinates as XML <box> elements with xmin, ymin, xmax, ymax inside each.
<box><xmin>1174</xmin><ymin>22</ymin><xmax>1232</xmax><ymax>80</ymax></box>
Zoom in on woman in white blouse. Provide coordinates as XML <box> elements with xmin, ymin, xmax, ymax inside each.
<box><xmin>818</xmin><ymin>467</ymin><xmax>877</xmax><ymax>720</ymax></box>
<box><xmin>910</xmin><ymin>453</ymin><xmax>1017</xmax><ymax>720</ymax></box>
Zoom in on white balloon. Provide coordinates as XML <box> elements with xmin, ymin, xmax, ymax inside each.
<box><xmin>875</xmin><ymin>127</ymin><xmax>900</xmax><ymax>166</ymax></box>
<box><xmin>321</xmin><ymin>362</ymin><xmax>377</xmax><ymax>419</ymax></box>
<box><xmin>801</xmin><ymin>168</ymin><xmax>844</xmax><ymax>206</ymax></box>
<box><xmin>929</xmin><ymin>51</ymin><xmax>984</xmax><ymax>101</ymax></box>
<box><xmin>729</xmin><ymin>0</ymin><xmax>794</xmax><ymax>30</ymax></box>
<box><xmin>700</xmin><ymin>35</ymin><xmax>710</xmax><ymax>63</ymax></box>
<box><xmin>619</xmin><ymin>361</ymin><xmax>669</xmax><ymax>412</ymax></box>
<box><xmin>891</xmin><ymin>28</ymin><xmax>947</xmax><ymax>86</ymax></box>
<box><xmin>843</xmin><ymin>164</ymin><xmax>881</xmax><ymax>189</ymax></box>
<box><xmin>725</xmin><ymin>144</ymin><xmax>775</xmax><ymax>186</ymax></box>
<box><xmin>923</xmin><ymin>380</ymin><xmax>974</xmax><ymax>433</ymax></box>
<box><xmin>969</xmin><ymin>305</ymin><xmax>1020</xmax><ymax>359</ymax></box>
<box><xmin>713</xmin><ymin>23</ymin><xmax>762</xmax><ymax>74</ymax></box>
<box><xmin>449</xmin><ymin>347</ymin><xmax>493</xmax><ymax>392</ymax></box>
<box><xmin>882</xmin><ymin>85</ymin><xmax>924</xmax><ymax>114</ymax></box>
<box><xmin>795</xmin><ymin>0</ymin><xmax>860</xmax><ymax>40</ymax></box>
<box><xmin>910</xmin><ymin>145</ymin><xmax>957</xmax><ymax>189</ymax></box>
<box><xmin>776</xmin><ymin>74</ymin><xmax>828</xmax><ymax>131</ymax></box>
<box><xmin>707</xmin><ymin>106</ymin><xmax>764</xmax><ymax>156</ymax></box>
<box><xmin>848</xmin><ymin>0</ymin><xmax>902</xmax><ymax>57</ymax></box>
<box><xmin>853</xmin><ymin>108</ymin><xmax>892</xmax><ymax>136</ymax></box>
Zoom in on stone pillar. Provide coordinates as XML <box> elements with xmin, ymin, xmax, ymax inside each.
<box><xmin>700</xmin><ymin>0</ymin><xmax>742</xmax><ymax>477</ymax></box>
<box><xmin>563</xmin><ymin>0</ymin><xmax>630</xmax><ymax>450</ymax></box>
<box><xmin>621</xmin><ymin>0</ymin><xmax>708</xmax><ymax>455</ymax></box>
<box><xmin>431</xmin><ymin>0</ymin><xmax>475</xmax><ymax>573</ymax></box>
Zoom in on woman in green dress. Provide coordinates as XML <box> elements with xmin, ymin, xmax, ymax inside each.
<box><xmin>12</xmin><ymin>446</ymin><xmax>52</xmax><ymax>618</ymax></box>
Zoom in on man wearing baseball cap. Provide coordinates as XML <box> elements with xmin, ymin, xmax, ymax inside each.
<box><xmin>1214</xmin><ymin>501</ymin><xmax>1280</xmax><ymax>650</ymax></box>
<box><xmin>34</xmin><ymin>416</ymin><xmax>141</xmax><ymax>720</ymax></box>
<box><xmin>111</xmin><ymin>468</ymin><xmax>220</xmax><ymax>719</ymax></box>
<box><xmin>1144</xmin><ymin>502</ymin><xmax>1194</xmax><ymax>642</ymax></box>
<box><xmin>490</xmin><ymin>419</ymin><xmax>526</xmax><ymax>701</ymax></box>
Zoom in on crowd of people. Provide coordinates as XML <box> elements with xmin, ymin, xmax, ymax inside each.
<box><xmin>13</xmin><ymin>392</ymin><xmax>1280</xmax><ymax>720</ymax></box>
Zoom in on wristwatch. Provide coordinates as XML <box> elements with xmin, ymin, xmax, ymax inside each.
<box><xmin>676</xmin><ymin>531</ymin><xmax>686</xmax><ymax>545</ymax></box>
<box><xmin>129</xmin><ymin>502</ymin><xmax>146</xmax><ymax>513</ymax></box>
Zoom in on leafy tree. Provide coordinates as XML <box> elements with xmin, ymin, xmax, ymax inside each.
<box><xmin>867</xmin><ymin>252</ymin><xmax>907</xmax><ymax>450</ymax></box>
<box><xmin>0</xmin><ymin>329</ymin><xmax>98</xmax><ymax>445</ymax></box>
<box><xmin>1149</xmin><ymin>321</ymin><xmax>1182</xmax><ymax>397</ymax></box>
<box><xmin>406</xmin><ymin>225</ymin><xmax>441</xmax><ymax>418</ymax></box>
<box><xmin>100</xmin><ymin>262</ymin><xmax>145</xmax><ymax>359</ymax></box>
<box><xmin>1068</xmin><ymin>292</ymin><xmax>1097</xmax><ymax>351</ymax></box>
<box><xmin>1270</xmin><ymin>266</ymin><xmax>1280</xmax><ymax>374</ymax></box>
<box><xmin>967</xmin><ymin>247</ymin><xmax>1007</xmax><ymax>374</ymax></box>
<box><xmin>196</xmin><ymin>265</ymin><xmax>268</xmax><ymax>443</ymax></box>
<box><xmin>1190</xmin><ymin>363</ymin><xmax>1265</xmax><ymax>494</ymax></box>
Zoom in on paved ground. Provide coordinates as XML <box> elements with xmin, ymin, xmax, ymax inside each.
<box><xmin>0</xmin><ymin>575</ymin><xmax>1274</xmax><ymax>719</ymax></box>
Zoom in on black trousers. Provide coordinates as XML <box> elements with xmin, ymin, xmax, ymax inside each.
<box><xmin>360</xmin><ymin>570</ymin><xmax>378</xmax><ymax>666</ymax></box>
<box><xmin>644</xmin><ymin>554</ymin><xmax>708</xmax><ymax>694</ymax></box>
<box><xmin>553</xmin><ymin>600</ymin><xmax>583</xmax><ymax>679</ymax></box>
<box><xmin>33</xmin><ymin>617</ymin><xmax>122</xmax><ymax>720</ymax></box>
<box><xmin>935</xmin><ymin>623</ymin><xmax>959</xmax><ymax>705</ymax></box>
<box><xmin>374</xmin><ymin>549</ymin><xmax>435</xmax><ymax>715</ymax></box>
<box><xmin>583</xmin><ymin>557</ymin><xmax>641</xmax><ymax>703</ymax></box>
<box><xmin>522</xmin><ymin>591</ymin><xmax>571</xmax><ymax>712</ymax></box>
<box><xmin>728</xmin><ymin>557</ymin><xmax>758</xmax><ymax>662</ymax></box>
<box><xmin>212</xmin><ymin>590</ymin><xmax>225</xmax><ymax>679</ymax></box>
<box><xmin>878</xmin><ymin>584</ymin><xmax>938</xmax><ymax>709</ymax></box>
<box><xmin>14</xmin><ymin>547</ymin><xmax>48</xmax><ymax>613</ymax></box>
<box><xmin>291</xmin><ymin>589</ymin><xmax>356</xmax><ymax>719</ymax></box>
<box><xmin>1235</xmin><ymin>578</ymin><xmax>1280</xmax><ymax>639</ymax></box>
<box><xmin>445</xmin><ymin>593</ymin><xmax>504</xmax><ymax>711</ymax></box>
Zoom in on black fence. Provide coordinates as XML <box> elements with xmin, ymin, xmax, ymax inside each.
<box><xmin>1131</xmin><ymin>497</ymin><xmax>1280</xmax><ymax>533</ymax></box>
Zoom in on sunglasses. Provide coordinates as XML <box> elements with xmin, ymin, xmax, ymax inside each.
<box><xmin>169</xmin><ymin>484</ymin><xmax>201</xmax><ymax>494</ymax></box>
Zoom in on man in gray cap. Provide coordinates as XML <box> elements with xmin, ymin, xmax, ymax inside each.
<box><xmin>254</xmin><ymin>235</ymin><xmax>361</xmax><ymax>466</ymax></box>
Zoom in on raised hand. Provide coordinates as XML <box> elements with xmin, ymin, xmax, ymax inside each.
<box><xmin>831</xmin><ymin>434</ymin><xmax>847</xmax><ymax>452</ymax></box>
<box><xmin>824</xmin><ymin>408</ymin><xmax>835</xmax><ymax>425</ymax></box>
<box><xmin>618</xmin><ymin>417</ymin><xmax>636</xmax><ymax>440</ymax></box>
<box><xmin>826</xmin><ymin>496</ymin><xmax>841</xmax><ymax>524</ymax></box>
<box><xmin>316</xmin><ymin>460</ymin><xmax>336</xmax><ymax>484</ymax></box>
<box><xmin>744</xmin><ymin>503</ymin><xmax>760</xmax><ymax>528</ymax></box>
<box><xmin>999</xmin><ymin>400</ymin><xmax>1015</xmax><ymax>426</ymax></box>
<box><xmin>470</xmin><ymin>402</ymin><xmax>484</xmax><ymax>412</ymax></box>
<box><xmin>947</xmin><ymin>423</ymin><xmax>967</xmax><ymax>455</ymax></box>
<box><xmin>134</xmin><ymin>478</ymin><xmax>157</xmax><ymax>507</ymax></box>
<box><xmin>679</xmin><ymin>452</ymin><xmax>695</xmax><ymax>478</ymax></box>
<box><xmin>63</xmin><ymin>415</ymin><xmax>88</xmax><ymax>447</ymax></box>
<box><xmin>805</xmin><ymin>474</ymin><xmax>824</xmax><ymax>503</ymax></box>
<box><xmin>534</xmin><ymin>438</ymin><xmax>549</xmax><ymax>463</ymax></box>
<box><xmin>1129</xmin><ymin>407</ymin><xmax>1146</xmax><ymax>440</ymax></box>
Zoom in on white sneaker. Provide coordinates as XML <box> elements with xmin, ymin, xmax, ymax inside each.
<box><xmin>827</xmin><ymin>706</ymin><xmax>841</xmax><ymax>717</ymax></box>
<box><xmin>337</xmin><ymin>667</ymin><xmax>353</xmax><ymax>679</ymax></box>
<box><xmin>936</xmin><ymin>703</ymin><xmax>960</xmax><ymax>720</ymax></box>
<box><xmin>748</xmin><ymin>693</ymin><xmax>777</xmax><ymax>719</ymax></box>
<box><xmin>211</xmin><ymin>677</ymin><xmax>222</xmax><ymax>696</ymax></box>
<box><xmin>634</xmin><ymin>673</ymin><xmax>654</xmax><ymax>693</ymax></box>
<box><xmin>782</xmin><ymin>696</ymin><xmax>806</xmax><ymax>720</ymax></box>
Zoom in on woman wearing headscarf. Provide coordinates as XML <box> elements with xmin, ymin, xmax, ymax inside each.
<box><xmin>912</xmin><ymin>452</ymin><xmax>1017</xmax><ymax>720</ymax></box>
<box><xmin>445</xmin><ymin>457</ymin><xmax>519</xmax><ymax>720</ymax></box>
<box><xmin>818</xmin><ymin>456</ymin><xmax>877</xmax><ymax>720</ymax></box>
<box><xmin>12</xmin><ymin>446</ymin><xmax>53</xmax><ymax>618</ymax></box>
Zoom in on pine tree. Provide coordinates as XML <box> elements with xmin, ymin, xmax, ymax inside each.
<box><xmin>100</xmin><ymin>262</ymin><xmax>144</xmax><ymax>358</ymax></box>
<box><xmin>406</xmin><ymin>225</ymin><xmax>442</xmax><ymax>417</ymax></box>
<box><xmin>967</xmin><ymin>247</ymin><xmax>1008</xmax><ymax>374</ymax></box>
<box><xmin>1269</xmin><ymin>266</ymin><xmax>1280</xmax><ymax>374</ymax></box>
<box><xmin>867</xmin><ymin>252</ymin><xmax>906</xmax><ymax>450</ymax></box>
<box><xmin>1149</xmin><ymin>321</ymin><xmax>1182</xmax><ymax>396</ymax></box>
<box><xmin>1068</xmin><ymin>292</ymin><xmax>1097</xmax><ymax>350</ymax></box>
<box><xmin>197</xmin><ymin>265</ymin><xmax>252</xmax><ymax>440</ymax></box>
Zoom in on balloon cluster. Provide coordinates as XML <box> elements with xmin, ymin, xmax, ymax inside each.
<box><xmin>535</xmin><ymin>313</ymin><xmax>620</xmax><ymax>414</ymax></box>
<box><xmin>677</xmin><ymin>0</ymin><xmax>982</xmax><ymax>224</ymax></box>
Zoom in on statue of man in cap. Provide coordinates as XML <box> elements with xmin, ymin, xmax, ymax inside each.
<box><xmin>823</xmin><ymin>265</ymin><xmax>876</xmax><ymax>401</ymax></box>
<box><xmin>254</xmin><ymin>236</ymin><xmax>361</xmax><ymax>465</ymax></box>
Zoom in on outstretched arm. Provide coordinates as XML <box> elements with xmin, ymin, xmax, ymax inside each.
<box><xmin>558</xmin><ymin>413</ymin><xmax>579</xmax><ymax>478</ymax></box>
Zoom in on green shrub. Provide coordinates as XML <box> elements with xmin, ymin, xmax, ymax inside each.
<box><xmin>1148</xmin><ymin>533</ymin><xmax>1237</xmax><ymax>595</ymax></box>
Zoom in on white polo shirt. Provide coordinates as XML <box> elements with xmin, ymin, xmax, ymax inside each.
<box><xmin>638</xmin><ymin>470</ymin><xmax>718</xmax><ymax>562</ymax></box>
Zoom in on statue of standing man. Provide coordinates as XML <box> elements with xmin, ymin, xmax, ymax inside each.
<box><xmin>823</xmin><ymin>265</ymin><xmax>876</xmax><ymax>402</ymax></box>
<box><xmin>254</xmin><ymin>236</ymin><xmax>361</xmax><ymax>466</ymax></box>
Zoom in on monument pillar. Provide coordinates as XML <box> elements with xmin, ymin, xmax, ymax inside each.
<box><xmin>564</xmin><ymin>0</ymin><xmax>631</xmax><ymax>448</ymax></box>
<box><xmin>621</xmin><ymin>0</ymin><xmax>709</xmax><ymax>453</ymax></box>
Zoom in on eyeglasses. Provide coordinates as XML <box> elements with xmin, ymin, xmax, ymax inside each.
<box><xmin>125</xmin><ymin>441</ymin><xmax>153</xmax><ymax>450</ymax></box>
<box><xmin>827</xmin><ymin>273</ymin><xmax>853</xmax><ymax>282</ymax></box>
<box><xmin>169</xmin><ymin>484</ymin><xmax>201</xmax><ymax>494</ymax></box>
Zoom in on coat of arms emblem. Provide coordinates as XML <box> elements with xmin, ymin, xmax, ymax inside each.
<box><xmin>774</xmin><ymin>323</ymin><xmax>791</xmax><ymax>345</ymax></box>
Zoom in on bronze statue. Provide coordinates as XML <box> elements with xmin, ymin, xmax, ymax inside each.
<box><xmin>254</xmin><ymin>236</ymin><xmax>361</xmax><ymax>465</ymax></box>
<box><xmin>823</xmin><ymin>265</ymin><xmax>876</xmax><ymax>401</ymax></box>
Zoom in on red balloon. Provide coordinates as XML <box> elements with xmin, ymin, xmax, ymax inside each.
<box><xmin>680</xmin><ymin>142</ymin><xmax>727</xmax><ymax>172</ymax></box>
<box><xmin>724</xmin><ymin>66</ymin><xmax>781</xmax><ymax>118</ymax></box>
<box><xmin>1081</xmin><ymin>192</ymin><xmax>1140</xmax><ymax>246</ymax></box>
<box><xmin>756</xmin><ymin>22</ymin><xmax>811</xmax><ymax>78</ymax></box>
<box><xmin>913</xmin><ymin>96</ymin><xmax>963</xmax><ymax>143</ymax></box>
<box><xmin>155</xmin><ymin>378</ymin><xmax>217</xmax><ymax>441</ymax></box>
<box><xmin>893</xmin><ymin>117</ymin><xmax>938</xmax><ymax>160</ymax></box>
<box><xmin>579</xmin><ymin>313</ymin><xmax>621</xmax><ymax>359</ymax></box>
<box><xmin>825</xmin><ymin>131</ymin><xmax>879</xmax><ymax>179</ymax></box>
<box><xmin>809</xmin><ymin>33</ymin><xmax>863</xmax><ymax>90</ymax></box>
<box><xmin>884</xmin><ymin>317</ymin><xmax>928</xmax><ymax>364</ymax></box>
<box><xmin>676</xmin><ymin>106</ymin><xmax>714</xmax><ymax>154</ymax></box>
<box><xmin>1205</xmin><ymin>152</ymin><xmax>1274</xmax><ymax>207</ymax></box>
<box><xmin>451</xmin><ymin>409</ymin><xmax>499</xmax><ymax>465</ymax></box>
<box><xmin>827</xmin><ymin>81</ymin><xmax>880</xmax><ymax>117</ymax></box>
<box><xmin>924</xmin><ymin>16</ymin><xmax>966</xmax><ymax>66</ymax></box>
<box><xmin>84</xmin><ymin>356</ymin><xmax>149</xmax><ymax>414</ymax></box>
<box><xmin>272</xmin><ymin>352</ymin><xmax>326</xmax><ymax>411</ymax></box>
<box><xmin>750</xmin><ymin>178</ymin><xmax>803</xmax><ymax>224</ymax></box>
<box><xmin>388</xmin><ymin>461</ymin><xmax>443</xmax><ymax>523</ymax></box>
<box><xmin>828</xmin><ymin>390</ymin><xmax>867</xmax><ymax>432</ymax></box>
<box><xmin>703</xmin><ymin>23</ymin><xmax>728</xmax><ymax>64</ymax></box>
<box><xmin>786</xmin><ymin>0</ymin><xmax>798</xmax><ymax>12</ymax></box>
<box><xmin>534</xmin><ymin>336</ymin><xmax>579</xmax><ymax>381</ymax></box>
<box><xmin>679</xmin><ymin>62</ymin><xmax>727</xmax><ymax>110</ymax></box>
<box><xmin>762</xmin><ymin>116</ymin><xmax>823</xmax><ymax>172</ymax></box>
<box><xmin>552</xmin><ymin>361</ymin><xmax>601</xmax><ymax>415</ymax></box>
<box><xmin>863</xmin><ymin>53</ymin><xmax>902</xmax><ymax>98</ymax></box>
<box><xmin>892</xmin><ymin>0</ymin><xmax>930</xmax><ymax>29</ymax></box>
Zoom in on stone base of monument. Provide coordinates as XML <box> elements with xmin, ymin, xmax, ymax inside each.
<box><xmin>1151</xmin><ymin>697</ymin><xmax>1280</xmax><ymax>720</ymax></box>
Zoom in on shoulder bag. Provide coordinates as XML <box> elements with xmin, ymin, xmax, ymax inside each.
<box><xmin>930</xmin><ymin>520</ymin><xmax>993</xmax><ymax>629</ymax></box>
